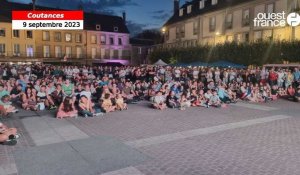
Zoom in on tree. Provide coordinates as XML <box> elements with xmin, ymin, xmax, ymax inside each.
<box><xmin>134</xmin><ymin>29</ymin><xmax>163</xmax><ymax>44</ymax></box>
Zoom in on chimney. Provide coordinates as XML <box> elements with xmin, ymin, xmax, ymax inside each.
<box><xmin>122</xmin><ymin>11</ymin><xmax>126</xmax><ymax>22</ymax></box>
<box><xmin>174</xmin><ymin>0</ymin><xmax>180</xmax><ymax>14</ymax></box>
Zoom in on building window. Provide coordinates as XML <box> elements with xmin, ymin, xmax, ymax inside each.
<box><xmin>187</xmin><ymin>5</ymin><xmax>192</xmax><ymax>14</ymax></box>
<box><xmin>266</xmin><ymin>3</ymin><xmax>274</xmax><ymax>14</ymax></box>
<box><xmin>225</xmin><ymin>13</ymin><xmax>233</xmax><ymax>29</ymax></box>
<box><xmin>76</xmin><ymin>47</ymin><xmax>82</xmax><ymax>58</ymax></box>
<box><xmin>110</xmin><ymin>37</ymin><xmax>114</xmax><ymax>45</ymax></box>
<box><xmin>54</xmin><ymin>32</ymin><xmax>61</xmax><ymax>42</ymax></box>
<box><xmin>26</xmin><ymin>31</ymin><xmax>33</xmax><ymax>39</ymax></box>
<box><xmin>100</xmin><ymin>35</ymin><xmax>106</xmax><ymax>44</ymax></box>
<box><xmin>65</xmin><ymin>46</ymin><xmax>72</xmax><ymax>58</ymax></box>
<box><xmin>226</xmin><ymin>35</ymin><xmax>234</xmax><ymax>42</ymax></box>
<box><xmin>199</xmin><ymin>0</ymin><xmax>205</xmax><ymax>9</ymax></box>
<box><xmin>96</xmin><ymin>24</ymin><xmax>101</xmax><ymax>30</ymax></box>
<box><xmin>254</xmin><ymin>31</ymin><xmax>262</xmax><ymax>41</ymax></box>
<box><xmin>13</xmin><ymin>44</ymin><xmax>20</xmax><ymax>56</ymax></box>
<box><xmin>91</xmin><ymin>35</ymin><xmax>97</xmax><ymax>44</ymax></box>
<box><xmin>176</xmin><ymin>27</ymin><xmax>180</xmax><ymax>39</ymax></box>
<box><xmin>91</xmin><ymin>48</ymin><xmax>97</xmax><ymax>59</ymax></box>
<box><xmin>242</xmin><ymin>9</ymin><xmax>250</xmax><ymax>26</ymax></box>
<box><xmin>234</xmin><ymin>34</ymin><xmax>242</xmax><ymax>43</ymax></box>
<box><xmin>55</xmin><ymin>46</ymin><xmax>62</xmax><ymax>58</ymax></box>
<box><xmin>0</xmin><ymin>44</ymin><xmax>5</xmax><ymax>54</ymax></box>
<box><xmin>75</xmin><ymin>33</ymin><xmax>82</xmax><ymax>43</ymax></box>
<box><xmin>0</xmin><ymin>29</ymin><xmax>5</xmax><ymax>37</ymax></box>
<box><xmin>244</xmin><ymin>32</ymin><xmax>250</xmax><ymax>42</ymax></box>
<box><xmin>114</xmin><ymin>27</ymin><xmax>118</xmax><ymax>32</ymax></box>
<box><xmin>180</xmin><ymin>25</ymin><xmax>185</xmax><ymax>38</ymax></box>
<box><xmin>179</xmin><ymin>9</ymin><xmax>184</xmax><ymax>16</ymax></box>
<box><xmin>13</xmin><ymin>30</ymin><xmax>19</xmax><ymax>38</ymax></box>
<box><xmin>42</xmin><ymin>31</ymin><xmax>50</xmax><ymax>41</ymax></box>
<box><xmin>193</xmin><ymin>21</ymin><xmax>199</xmax><ymax>35</ymax></box>
<box><xmin>65</xmin><ymin>33</ymin><xmax>72</xmax><ymax>42</ymax></box>
<box><xmin>118</xmin><ymin>38</ymin><xmax>122</xmax><ymax>45</ymax></box>
<box><xmin>209</xmin><ymin>16</ymin><xmax>216</xmax><ymax>32</ymax></box>
<box><xmin>138</xmin><ymin>47</ymin><xmax>142</xmax><ymax>54</ymax></box>
<box><xmin>43</xmin><ymin>45</ymin><xmax>50</xmax><ymax>57</ymax></box>
<box><xmin>26</xmin><ymin>45</ymin><xmax>33</xmax><ymax>57</ymax></box>
<box><xmin>166</xmin><ymin>30</ymin><xmax>169</xmax><ymax>40</ymax></box>
<box><xmin>212</xmin><ymin>0</ymin><xmax>218</xmax><ymax>5</ymax></box>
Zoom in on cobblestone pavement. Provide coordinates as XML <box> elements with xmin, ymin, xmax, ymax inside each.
<box><xmin>0</xmin><ymin>99</ymin><xmax>299</xmax><ymax>175</ymax></box>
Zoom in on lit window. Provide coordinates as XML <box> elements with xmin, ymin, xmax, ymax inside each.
<box><xmin>254</xmin><ymin>31</ymin><xmax>262</xmax><ymax>41</ymax></box>
<box><xmin>100</xmin><ymin>35</ymin><xmax>106</xmax><ymax>44</ymax></box>
<box><xmin>65</xmin><ymin>33</ymin><xmax>72</xmax><ymax>42</ymax></box>
<box><xmin>43</xmin><ymin>45</ymin><xmax>50</xmax><ymax>58</ymax></box>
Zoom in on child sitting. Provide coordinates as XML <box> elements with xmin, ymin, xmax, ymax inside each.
<box><xmin>115</xmin><ymin>93</ymin><xmax>127</xmax><ymax>111</ymax></box>
<box><xmin>101</xmin><ymin>93</ymin><xmax>116</xmax><ymax>113</ymax></box>
<box><xmin>0</xmin><ymin>95</ymin><xmax>18</xmax><ymax>116</ymax></box>
<box><xmin>153</xmin><ymin>91</ymin><xmax>167</xmax><ymax>110</ymax></box>
<box><xmin>179</xmin><ymin>94</ymin><xmax>191</xmax><ymax>110</ymax></box>
<box><xmin>56</xmin><ymin>97</ymin><xmax>78</xmax><ymax>119</ymax></box>
<box><xmin>209</xmin><ymin>91</ymin><xmax>221</xmax><ymax>107</ymax></box>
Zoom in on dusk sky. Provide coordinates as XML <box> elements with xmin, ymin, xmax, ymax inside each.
<box><xmin>9</xmin><ymin>0</ymin><xmax>178</xmax><ymax>35</ymax></box>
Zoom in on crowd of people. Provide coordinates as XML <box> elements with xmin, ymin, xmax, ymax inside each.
<box><xmin>0</xmin><ymin>63</ymin><xmax>299</xmax><ymax>144</ymax></box>
<box><xmin>0</xmin><ymin>64</ymin><xmax>299</xmax><ymax>117</ymax></box>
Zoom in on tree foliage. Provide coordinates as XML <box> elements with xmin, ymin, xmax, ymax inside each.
<box><xmin>149</xmin><ymin>40</ymin><xmax>300</xmax><ymax>65</ymax></box>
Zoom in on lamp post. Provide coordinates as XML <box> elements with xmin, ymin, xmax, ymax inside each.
<box><xmin>161</xmin><ymin>27</ymin><xmax>166</xmax><ymax>46</ymax></box>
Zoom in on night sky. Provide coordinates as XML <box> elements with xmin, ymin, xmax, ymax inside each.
<box><xmin>9</xmin><ymin>0</ymin><xmax>177</xmax><ymax>35</ymax></box>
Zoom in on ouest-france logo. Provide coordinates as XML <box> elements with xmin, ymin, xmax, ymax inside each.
<box><xmin>254</xmin><ymin>11</ymin><xmax>300</xmax><ymax>27</ymax></box>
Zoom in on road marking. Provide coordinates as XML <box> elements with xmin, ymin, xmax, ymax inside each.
<box><xmin>101</xmin><ymin>167</ymin><xmax>145</xmax><ymax>175</ymax></box>
<box><xmin>231</xmin><ymin>103</ymin><xmax>277</xmax><ymax>111</ymax></box>
<box><xmin>126</xmin><ymin>115</ymin><xmax>291</xmax><ymax>148</ymax></box>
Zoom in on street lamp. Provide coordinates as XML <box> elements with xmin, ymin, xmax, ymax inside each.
<box><xmin>161</xmin><ymin>27</ymin><xmax>167</xmax><ymax>45</ymax></box>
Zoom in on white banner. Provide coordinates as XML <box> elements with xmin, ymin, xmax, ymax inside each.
<box><xmin>12</xmin><ymin>20</ymin><xmax>84</xmax><ymax>30</ymax></box>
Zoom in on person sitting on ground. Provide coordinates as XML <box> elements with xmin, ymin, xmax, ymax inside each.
<box><xmin>79</xmin><ymin>95</ymin><xmax>102</xmax><ymax>117</ymax></box>
<box><xmin>21</xmin><ymin>87</ymin><xmax>37</xmax><ymax>111</ymax></box>
<box><xmin>0</xmin><ymin>122</ymin><xmax>19</xmax><ymax>145</ymax></box>
<box><xmin>0</xmin><ymin>95</ymin><xmax>18</xmax><ymax>115</ymax></box>
<box><xmin>166</xmin><ymin>91</ymin><xmax>179</xmax><ymax>108</ymax></box>
<box><xmin>101</xmin><ymin>93</ymin><xmax>116</xmax><ymax>113</ymax></box>
<box><xmin>37</xmin><ymin>85</ymin><xmax>56</xmax><ymax>110</ymax></box>
<box><xmin>179</xmin><ymin>93</ymin><xmax>191</xmax><ymax>110</ymax></box>
<box><xmin>115</xmin><ymin>93</ymin><xmax>127</xmax><ymax>111</ymax></box>
<box><xmin>209</xmin><ymin>91</ymin><xmax>222</xmax><ymax>108</ymax></box>
<box><xmin>56</xmin><ymin>96</ymin><xmax>78</xmax><ymax>119</ymax></box>
<box><xmin>190</xmin><ymin>89</ymin><xmax>200</xmax><ymax>107</ymax></box>
<box><xmin>51</xmin><ymin>84</ymin><xmax>64</xmax><ymax>106</ymax></box>
<box><xmin>0</xmin><ymin>84</ymin><xmax>9</xmax><ymax>99</ymax></box>
<box><xmin>294</xmin><ymin>86</ymin><xmax>300</xmax><ymax>102</ymax></box>
<box><xmin>152</xmin><ymin>91</ymin><xmax>167</xmax><ymax>110</ymax></box>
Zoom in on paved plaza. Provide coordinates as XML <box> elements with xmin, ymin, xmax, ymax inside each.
<box><xmin>0</xmin><ymin>100</ymin><xmax>300</xmax><ymax>175</ymax></box>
